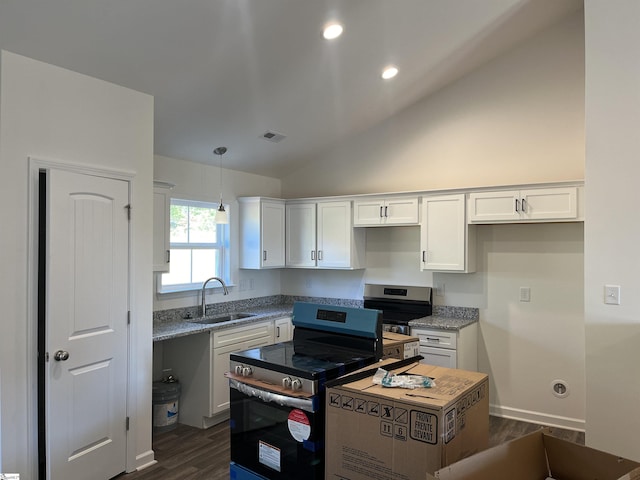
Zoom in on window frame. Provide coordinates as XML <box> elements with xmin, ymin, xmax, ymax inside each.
<box><xmin>157</xmin><ymin>197</ymin><xmax>231</xmax><ymax>294</ymax></box>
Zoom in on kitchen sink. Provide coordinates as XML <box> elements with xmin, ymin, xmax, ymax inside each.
<box><xmin>190</xmin><ymin>312</ymin><xmax>257</xmax><ymax>324</ymax></box>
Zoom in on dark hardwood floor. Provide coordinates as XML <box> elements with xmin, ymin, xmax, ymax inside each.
<box><xmin>118</xmin><ymin>416</ymin><xmax>584</xmax><ymax>480</ymax></box>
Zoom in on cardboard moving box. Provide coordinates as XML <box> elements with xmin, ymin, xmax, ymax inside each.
<box><xmin>429</xmin><ymin>428</ymin><xmax>640</xmax><ymax>480</ymax></box>
<box><xmin>326</xmin><ymin>363</ymin><xmax>489</xmax><ymax>480</ymax></box>
<box><xmin>382</xmin><ymin>332</ymin><xmax>420</xmax><ymax>360</ymax></box>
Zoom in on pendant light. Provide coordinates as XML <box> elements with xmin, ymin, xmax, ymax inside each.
<box><xmin>213</xmin><ymin>146</ymin><xmax>229</xmax><ymax>224</ymax></box>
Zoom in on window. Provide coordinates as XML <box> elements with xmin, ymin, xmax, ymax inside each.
<box><xmin>159</xmin><ymin>198</ymin><xmax>230</xmax><ymax>293</ymax></box>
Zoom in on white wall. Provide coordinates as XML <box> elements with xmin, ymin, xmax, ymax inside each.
<box><xmin>280</xmin><ymin>13</ymin><xmax>586</xmax><ymax>429</ymax></box>
<box><xmin>281</xmin><ymin>13</ymin><xmax>584</xmax><ymax>198</ymax></box>
<box><xmin>0</xmin><ymin>51</ymin><xmax>154</xmax><ymax>477</ymax></box>
<box><xmin>584</xmin><ymin>1</ymin><xmax>640</xmax><ymax>461</ymax></box>
<box><xmin>153</xmin><ymin>154</ymin><xmax>283</xmax><ymax>312</ymax></box>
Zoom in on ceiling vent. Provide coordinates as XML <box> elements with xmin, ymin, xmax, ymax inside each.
<box><xmin>261</xmin><ymin>131</ymin><xmax>286</xmax><ymax>143</ymax></box>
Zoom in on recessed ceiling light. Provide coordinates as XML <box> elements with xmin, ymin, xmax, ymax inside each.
<box><xmin>381</xmin><ymin>66</ymin><xmax>399</xmax><ymax>80</ymax></box>
<box><xmin>323</xmin><ymin>22</ymin><xmax>343</xmax><ymax>40</ymax></box>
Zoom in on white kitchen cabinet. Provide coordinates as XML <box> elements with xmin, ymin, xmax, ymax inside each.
<box><xmin>162</xmin><ymin>320</ymin><xmax>274</xmax><ymax>428</ymax></box>
<box><xmin>211</xmin><ymin>323</ymin><xmax>274</xmax><ymax>415</ymax></box>
<box><xmin>420</xmin><ymin>194</ymin><xmax>476</xmax><ymax>272</ymax></box>
<box><xmin>411</xmin><ymin>323</ymin><xmax>478</xmax><ymax>371</ymax></box>
<box><xmin>238</xmin><ymin>197</ymin><xmax>285</xmax><ymax>269</ymax></box>
<box><xmin>353</xmin><ymin>196</ymin><xmax>419</xmax><ymax>226</ymax></box>
<box><xmin>274</xmin><ymin>316</ymin><xmax>293</xmax><ymax>342</ymax></box>
<box><xmin>286</xmin><ymin>200</ymin><xmax>365</xmax><ymax>269</ymax></box>
<box><xmin>153</xmin><ymin>181</ymin><xmax>174</xmax><ymax>272</ymax></box>
<box><xmin>468</xmin><ymin>186</ymin><xmax>581</xmax><ymax>223</ymax></box>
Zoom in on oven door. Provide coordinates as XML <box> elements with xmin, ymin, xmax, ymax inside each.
<box><xmin>229</xmin><ymin>379</ymin><xmax>324</xmax><ymax>480</ymax></box>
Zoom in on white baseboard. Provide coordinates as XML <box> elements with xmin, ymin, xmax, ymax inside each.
<box><xmin>134</xmin><ymin>450</ymin><xmax>157</xmax><ymax>471</ymax></box>
<box><xmin>490</xmin><ymin>404</ymin><xmax>585</xmax><ymax>432</ymax></box>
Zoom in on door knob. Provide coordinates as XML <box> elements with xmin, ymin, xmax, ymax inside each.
<box><xmin>54</xmin><ymin>350</ymin><xmax>70</xmax><ymax>361</ymax></box>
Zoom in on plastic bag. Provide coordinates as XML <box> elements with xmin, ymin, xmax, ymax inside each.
<box><xmin>372</xmin><ymin>367</ymin><xmax>435</xmax><ymax>389</ymax></box>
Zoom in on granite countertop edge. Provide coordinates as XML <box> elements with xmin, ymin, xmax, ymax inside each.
<box><xmin>153</xmin><ymin>296</ymin><xmax>479</xmax><ymax>342</ymax></box>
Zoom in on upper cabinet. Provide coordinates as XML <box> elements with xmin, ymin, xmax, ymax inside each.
<box><xmin>286</xmin><ymin>200</ymin><xmax>365</xmax><ymax>269</ymax></box>
<box><xmin>153</xmin><ymin>181</ymin><xmax>174</xmax><ymax>272</ymax></box>
<box><xmin>420</xmin><ymin>194</ymin><xmax>476</xmax><ymax>273</ymax></box>
<box><xmin>238</xmin><ymin>197</ymin><xmax>285</xmax><ymax>269</ymax></box>
<box><xmin>468</xmin><ymin>186</ymin><xmax>582</xmax><ymax>224</ymax></box>
<box><xmin>353</xmin><ymin>196</ymin><xmax>419</xmax><ymax>226</ymax></box>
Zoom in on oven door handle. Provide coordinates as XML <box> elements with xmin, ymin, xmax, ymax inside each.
<box><xmin>229</xmin><ymin>378</ymin><xmax>318</xmax><ymax>413</ymax></box>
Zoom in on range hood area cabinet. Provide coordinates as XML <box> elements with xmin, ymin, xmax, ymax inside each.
<box><xmin>238</xmin><ymin>197</ymin><xmax>285</xmax><ymax>269</ymax></box>
<box><xmin>420</xmin><ymin>194</ymin><xmax>476</xmax><ymax>273</ymax></box>
<box><xmin>285</xmin><ymin>200</ymin><xmax>365</xmax><ymax>269</ymax></box>
<box><xmin>353</xmin><ymin>196</ymin><xmax>420</xmax><ymax>226</ymax></box>
<box><xmin>467</xmin><ymin>185</ymin><xmax>582</xmax><ymax>223</ymax></box>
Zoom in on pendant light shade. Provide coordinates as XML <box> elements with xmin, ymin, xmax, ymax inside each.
<box><xmin>213</xmin><ymin>147</ymin><xmax>229</xmax><ymax>224</ymax></box>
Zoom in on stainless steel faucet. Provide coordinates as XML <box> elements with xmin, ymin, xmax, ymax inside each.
<box><xmin>201</xmin><ymin>276</ymin><xmax>229</xmax><ymax>317</ymax></box>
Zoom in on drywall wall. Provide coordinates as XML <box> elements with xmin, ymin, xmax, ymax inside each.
<box><xmin>152</xmin><ymin>154</ymin><xmax>283</xmax><ymax>312</ymax></box>
<box><xmin>0</xmin><ymin>50</ymin><xmax>154</xmax><ymax>476</ymax></box>
<box><xmin>280</xmin><ymin>13</ymin><xmax>584</xmax><ymax>198</ymax></box>
<box><xmin>280</xmin><ymin>13</ymin><xmax>586</xmax><ymax>429</ymax></box>
<box><xmin>584</xmin><ymin>0</ymin><xmax>640</xmax><ymax>461</ymax></box>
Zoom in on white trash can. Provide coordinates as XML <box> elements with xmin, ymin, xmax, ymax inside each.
<box><xmin>152</xmin><ymin>378</ymin><xmax>181</xmax><ymax>433</ymax></box>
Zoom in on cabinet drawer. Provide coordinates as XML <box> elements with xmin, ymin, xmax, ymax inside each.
<box><xmin>419</xmin><ymin>346</ymin><xmax>457</xmax><ymax>369</ymax></box>
<box><xmin>413</xmin><ymin>329</ymin><xmax>457</xmax><ymax>349</ymax></box>
<box><xmin>212</xmin><ymin>321</ymin><xmax>274</xmax><ymax>349</ymax></box>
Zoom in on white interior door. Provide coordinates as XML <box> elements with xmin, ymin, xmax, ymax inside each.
<box><xmin>46</xmin><ymin>169</ymin><xmax>129</xmax><ymax>480</ymax></box>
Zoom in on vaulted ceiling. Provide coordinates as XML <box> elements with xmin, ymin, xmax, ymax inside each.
<box><xmin>0</xmin><ymin>0</ymin><xmax>582</xmax><ymax>178</ymax></box>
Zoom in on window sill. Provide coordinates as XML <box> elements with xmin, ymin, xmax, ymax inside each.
<box><xmin>156</xmin><ymin>278</ymin><xmax>235</xmax><ymax>296</ymax></box>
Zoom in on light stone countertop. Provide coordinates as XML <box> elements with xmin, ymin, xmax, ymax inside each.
<box><xmin>152</xmin><ymin>295</ymin><xmax>479</xmax><ymax>341</ymax></box>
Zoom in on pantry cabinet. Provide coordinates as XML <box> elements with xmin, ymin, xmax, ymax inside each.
<box><xmin>153</xmin><ymin>181</ymin><xmax>174</xmax><ymax>272</ymax></box>
<box><xmin>285</xmin><ymin>200</ymin><xmax>365</xmax><ymax>269</ymax></box>
<box><xmin>467</xmin><ymin>186</ymin><xmax>580</xmax><ymax>223</ymax></box>
<box><xmin>353</xmin><ymin>196</ymin><xmax>419</xmax><ymax>226</ymax></box>
<box><xmin>238</xmin><ymin>197</ymin><xmax>286</xmax><ymax>269</ymax></box>
<box><xmin>420</xmin><ymin>194</ymin><xmax>476</xmax><ymax>272</ymax></box>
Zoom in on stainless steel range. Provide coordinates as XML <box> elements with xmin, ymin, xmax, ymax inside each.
<box><xmin>228</xmin><ymin>301</ymin><xmax>382</xmax><ymax>480</ymax></box>
<box><xmin>363</xmin><ymin>283</ymin><xmax>432</xmax><ymax>334</ymax></box>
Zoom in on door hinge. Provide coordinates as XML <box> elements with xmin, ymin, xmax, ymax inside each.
<box><xmin>125</xmin><ymin>204</ymin><xmax>132</xmax><ymax>220</ymax></box>
<box><xmin>126</xmin><ymin>417</ymin><xmax>130</xmax><ymax>431</ymax></box>
<box><xmin>127</xmin><ymin>311</ymin><xmax>131</xmax><ymax>325</ymax></box>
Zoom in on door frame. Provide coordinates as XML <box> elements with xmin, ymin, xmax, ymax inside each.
<box><xmin>27</xmin><ymin>157</ymin><xmax>137</xmax><ymax>478</ymax></box>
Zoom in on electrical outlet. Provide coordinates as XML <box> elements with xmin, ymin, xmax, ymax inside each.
<box><xmin>249</xmin><ymin>278</ymin><xmax>255</xmax><ymax>290</ymax></box>
<box><xmin>435</xmin><ymin>283</ymin><xmax>445</xmax><ymax>297</ymax></box>
<box><xmin>519</xmin><ymin>287</ymin><xmax>531</xmax><ymax>302</ymax></box>
<box><xmin>604</xmin><ymin>284</ymin><xmax>621</xmax><ymax>305</ymax></box>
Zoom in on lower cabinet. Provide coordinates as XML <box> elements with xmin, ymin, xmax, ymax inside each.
<box><xmin>411</xmin><ymin>323</ymin><xmax>478</xmax><ymax>371</ymax></box>
<box><xmin>162</xmin><ymin>320</ymin><xmax>274</xmax><ymax>428</ymax></box>
<box><xmin>274</xmin><ymin>316</ymin><xmax>293</xmax><ymax>342</ymax></box>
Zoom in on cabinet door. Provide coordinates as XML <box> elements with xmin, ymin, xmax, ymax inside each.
<box><xmin>274</xmin><ymin>317</ymin><xmax>293</xmax><ymax>342</ymax></box>
<box><xmin>520</xmin><ymin>187</ymin><xmax>577</xmax><ymax>221</ymax></box>
<box><xmin>317</xmin><ymin>201</ymin><xmax>352</xmax><ymax>268</ymax></box>
<box><xmin>210</xmin><ymin>341</ymin><xmax>241</xmax><ymax>415</ymax></box>
<box><xmin>153</xmin><ymin>187</ymin><xmax>171</xmax><ymax>272</ymax></box>
<box><xmin>467</xmin><ymin>190</ymin><xmax>520</xmax><ymax>223</ymax></box>
<box><xmin>353</xmin><ymin>199</ymin><xmax>384</xmax><ymax>226</ymax></box>
<box><xmin>261</xmin><ymin>200</ymin><xmax>285</xmax><ymax>267</ymax></box>
<box><xmin>286</xmin><ymin>203</ymin><xmax>317</xmax><ymax>267</ymax></box>
<box><xmin>421</xmin><ymin>194</ymin><xmax>468</xmax><ymax>271</ymax></box>
<box><xmin>384</xmin><ymin>197</ymin><xmax>419</xmax><ymax>225</ymax></box>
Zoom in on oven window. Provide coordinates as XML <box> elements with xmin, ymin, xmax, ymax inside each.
<box><xmin>230</xmin><ymin>388</ymin><xmax>324</xmax><ymax>480</ymax></box>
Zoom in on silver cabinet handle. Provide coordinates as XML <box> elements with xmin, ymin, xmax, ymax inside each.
<box><xmin>263</xmin><ymin>250</ymin><xmax>267</xmax><ymax>261</ymax></box>
<box><xmin>380</xmin><ymin>206</ymin><xmax>384</xmax><ymax>218</ymax></box>
<box><xmin>54</xmin><ymin>350</ymin><xmax>70</xmax><ymax>361</ymax></box>
<box><xmin>166</xmin><ymin>250</ymin><xmax>170</xmax><ymax>263</ymax></box>
<box><xmin>384</xmin><ymin>206</ymin><xmax>388</xmax><ymax>217</ymax></box>
<box><xmin>318</xmin><ymin>250</ymin><xmax>323</xmax><ymax>261</ymax></box>
<box><xmin>521</xmin><ymin>198</ymin><xmax>527</xmax><ymax>213</ymax></box>
<box><xmin>422</xmin><ymin>251</ymin><xmax>426</xmax><ymax>262</ymax></box>
<box><xmin>311</xmin><ymin>250</ymin><xmax>315</xmax><ymax>261</ymax></box>
<box><xmin>515</xmin><ymin>198</ymin><xmax>520</xmax><ymax>212</ymax></box>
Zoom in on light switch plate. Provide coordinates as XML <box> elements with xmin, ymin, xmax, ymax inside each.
<box><xmin>604</xmin><ymin>284</ymin><xmax>621</xmax><ymax>305</ymax></box>
<box><xmin>520</xmin><ymin>287</ymin><xmax>531</xmax><ymax>302</ymax></box>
